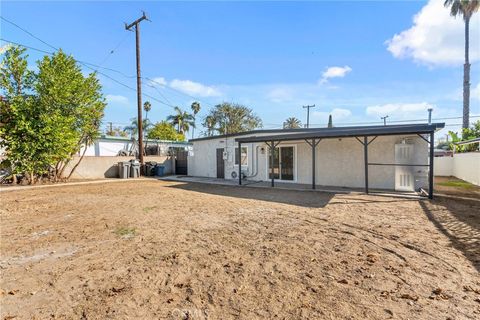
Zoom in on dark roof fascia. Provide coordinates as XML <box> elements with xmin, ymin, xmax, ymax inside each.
<box><xmin>235</xmin><ymin>123</ymin><xmax>445</xmax><ymax>143</ymax></box>
<box><xmin>189</xmin><ymin>123</ymin><xmax>439</xmax><ymax>142</ymax></box>
<box><xmin>189</xmin><ymin>127</ymin><xmax>325</xmax><ymax>142</ymax></box>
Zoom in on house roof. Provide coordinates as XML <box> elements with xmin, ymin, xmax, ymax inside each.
<box><xmin>189</xmin><ymin>127</ymin><xmax>332</xmax><ymax>142</ymax></box>
<box><xmin>454</xmin><ymin>137</ymin><xmax>480</xmax><ymax>146</ymax></box>
<box><xmin>234</xmin><ymin>123</ymin><xmax>445</xmax><ymax>143</ymax></box>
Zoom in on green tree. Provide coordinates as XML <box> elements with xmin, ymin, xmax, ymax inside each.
<box><xmin>201</xmin><ymin>102</ymin><xmax>262</xmax><ymax>135</ymax></box>
<box><xmin>147</xmin><ymin>121</ymin><xmax>185</xmax><ymax>141</ymax></box>
<box><xmin>123</xmin><ymin>117</ymin><xmax>153</xmax><ymax>138</ymax></box>
<box><xmin>0</xmin><ymin>47</ymin><xmax>106</xmax><ymax>183</ymax></box>
<box><xmin>283</xmin><ymin>117</ymin><xmax>302</xmax><ymax>129</ymax></box>
<box><xmin>203</xmin><ymin>115</ymin><xmax>216</xmax><ymax>137</ymax></box>
<box><xmin>167</xmin><ymin>106</ymin><xmax>195</xmax><ymax>135</ymax></box>
<box><xmin>444</xmin><ymin>0</ymin><xmax>480</xmax><ymax>130</ymax></box>
<box><xmin>35</xmin><ymin>50</ymin><xmax>105</xmax><ymax>180</ymax></box>
<box><xmin>106</xmin><ymin>126</ymin><xmax>128</xmax><ymax>137</ymax></box>
<box><xmin>328</xmin><ymin>114</ymin><xmax>333</xmax><ymax>128</ymax></box>
<box><xmin>0</xmin><ymin>46</ymin><xmax>38</xmax><ymax>183</ymax></box>
<box><xmin>191</xmin><ymin>101</ymin><xmax>201</xmax><ymax>139</ymax></box>
<box><xmin>448</xmin><ymin>120</ymin><xmax>480</xmax><ymax>152</ymax></box>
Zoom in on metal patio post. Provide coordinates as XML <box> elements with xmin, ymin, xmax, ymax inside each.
<box><xmin>364</xmin><ymin>136</ymin><xmax>369</xmax><ymax>194</ymax></box>
<box><xmin>312</xmin><ymin>139</ymin><xmax>316</xmax><ymax>189</ymax></box>
<box><xmin>429</xmin><ymin>131</ymin><xmax>434</xmax><ymax>199</ymax></box>
<box><xmin>271</xmin><ymin>140</ymin><xmax>275</xmax><ymax>187</ymax></box>
<box><xmin>238</xmin><ymin>141</ymin><xmax>242</xmax><ymax>185</ymax></box>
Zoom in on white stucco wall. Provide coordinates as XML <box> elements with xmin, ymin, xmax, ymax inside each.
<box><xmin>434</xmin><ymin>153</ymin><xmax>480</xmax><ymax>185</ymax></box>
<box><xmin>454</xmin><ymin>153</ymin><xmax>480</xmax><ymax>185</ymax></box>
<box><xmin>434</xmin><ymin>157</ymin><xmax>454</xmax><ymax>176</ymax></box>
<box><xmin>188</xmin><ymin>133</ymin><xmax>429</xmax><ymax>190</ymax></box>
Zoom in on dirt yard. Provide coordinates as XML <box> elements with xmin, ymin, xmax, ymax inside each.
<box><xmin>1</xmin><ymin>180</ymin><xmax>479</xmax><ymax>319</ymax></box>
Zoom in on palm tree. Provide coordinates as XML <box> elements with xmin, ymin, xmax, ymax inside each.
<box><xmin>283</xmin><ymin>117</ymin><xmax>302</xmax><ymax>129</ymax></box>
<box><xmin>143</xmin><ymin>101</ymin><xmax>152</xmax><ymax>122</ymax></box>
<box><xmin>204</xmin><ymin>115</ymin><xmax>216</xmax><ymax>136</ymax></box>
<box><xmin>444</xmin><ymin>0</ymin><xmax>479</xmax><ymax>129</ymax></box>
<box><xmin>167</xmin><ymin>106</ymin><xmax>195</xmax><ymax>136</ymax></box>
<box><xmin>123</xmin><ymin>117</ymin><xmax>152</xmax><ymax>138</ymax></box>
<box><xmin>191</xmin><ymin>101</ymin><xmax>201</xmax><ymax>139</ymax></box>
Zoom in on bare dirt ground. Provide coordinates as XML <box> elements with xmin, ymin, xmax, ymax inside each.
<box><xmin>434</xmin><ymin>176</ymin><xmax>480</xmax><ymax>199</ymax></box>
<box><xmin>1</xmin><ymin>180</ymin><xmax>479</xmax><ymax>319</ymax></box>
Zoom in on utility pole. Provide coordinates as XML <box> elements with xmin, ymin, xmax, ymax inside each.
<box><xmin>381</xmin><ymin>115</ymin><xmax>389</xmax><ymax>126</ymax></box>
<box><xmin>303</xmin><ymin>104</ymin><xmax>315</xmax><ymax>128</ymax></box>
<box><xmin>125</xmin><ymin>12</ymin><xmax>149</xmax><ymax>172</ymax></box>
<box><xmin>108</xmin><ymin>122</ymin><xmax>113</xmax><ymax>134</ymax></box>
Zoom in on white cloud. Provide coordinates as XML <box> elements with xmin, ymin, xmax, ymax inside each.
<box><xmin>313</xmin><ymin>108</ymin><xmax>352</xmax><ymax>123</ymax></box>
<box><xmin>169</xmin><ymin>79</ymin><xmax>221</xmax><ymax>97</ymax></box>
<box><xmin>386</xmin><ymin>0</ymin><xmax>480</xmax><ymax>66</ymax></box>
<box><xmin>319</xmin><ymin>66</ymin><xmax>352</xmax><ymax>84</ymax></box>
<box><xmin>267</xmin><ymin>87</ymin><xmax>294</xmax><ymax>103</ymax></box>
<box><xmin>149</xmin><ymin>77</ymin><xmax>167</xmax><ymax>86</ymax></box>
<box><xmin>366</xmin><ymin>102</ymin><xmax>434</xmax><ymax>118</ymax></box>
<box><xmin>106</xmin><ymin>94</ymin><xmax>129</xmax><ymax>106</ymax></box>
<box><xmin>472</xmin><ymin>83</ymin><xmax>480</xmax><ymax>100</ymax></box>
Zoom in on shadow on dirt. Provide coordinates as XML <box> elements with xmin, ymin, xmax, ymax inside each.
<box><xmin>166</xmin><ymin>181</ymin><xmax>422</xmax><ymax>209</ymax></box>
<box><xmin>166</xmin><ymin>181</ymin><xmax>336</xmax><ymax>208</ymax></box>
<box><xmin>419</xmin><ymin>197</ymin><xmax>480</xmax><ymax>272</ymax></box>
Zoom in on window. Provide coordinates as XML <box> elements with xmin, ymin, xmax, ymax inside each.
<box><xmin>235</xmin><ymin>147</ymin><xmax>248</xmax><ymax>166</ymax></box>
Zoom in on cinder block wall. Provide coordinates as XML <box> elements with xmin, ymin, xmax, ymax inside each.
<box><xmin>64</xmin><ymin>156</ymin><xmax>172</xmax><ymax>179</ymax></box>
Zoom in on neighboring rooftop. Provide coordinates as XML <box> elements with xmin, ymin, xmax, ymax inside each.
<box><xmin>454</xmin><ymin>137</ymin><xmax>480</xmax><ymax>146</ymax></box>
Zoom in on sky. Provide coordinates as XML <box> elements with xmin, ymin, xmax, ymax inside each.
<box><xmin>1</xmin><ymin>0</ymin><xmax>480</xmax><ymax>139</ymax></box>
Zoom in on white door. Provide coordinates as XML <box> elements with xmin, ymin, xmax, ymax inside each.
<box><xmin>395</xmin><ymin>144</ymin><xmax>414</xmax><ymax>191</ymax></box>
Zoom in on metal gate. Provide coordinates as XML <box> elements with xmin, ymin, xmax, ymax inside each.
<box><xmin>175</xmin><ymin>150</ymin><xmax>188</xmax><ymax>175</ymax></box>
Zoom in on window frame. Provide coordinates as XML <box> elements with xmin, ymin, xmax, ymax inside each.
<box><xmin>234</xmin><ymin>146</ymin><xmax>248</xmax><ymax>166</ymax></box>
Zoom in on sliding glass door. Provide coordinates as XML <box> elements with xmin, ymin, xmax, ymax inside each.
<box><xmin>268</xmin><ymin>146</ymin><xmax>295</xmax><ymax>181</ymax></box>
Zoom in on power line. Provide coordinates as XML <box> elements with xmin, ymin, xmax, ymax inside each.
<box><xmin>96</xmin><ymin>33</ymin><xmax>131</xmax><ymax>68</ymax></box>
<box><xmin>0</xmin><ymin>38</ymin><xmax>175</xmax><ymax>108</ymax></box>
<box><xmin>308</xmin><ymin>115</ymin><xmax>480</xmax><ymax>127</ymax></box>
<box><xmin>3</xmin><ymin>15</ymin><xmax>218</xmax><ymax>109</ymax></box>
<box><xmin>1</xmin><ymin>16</ymin><xmax>57</xmax><ymax>51</ymax></box>
<box><xmin>144</xmin><ymin>76</ymin><xmax>217</xmax><ymax>109</ymax></box>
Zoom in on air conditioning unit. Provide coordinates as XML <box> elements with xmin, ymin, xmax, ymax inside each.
<box><xmin>231</xmin><ymin>171</ymin><xmax>247</xmax><ymax>179</ymax></box>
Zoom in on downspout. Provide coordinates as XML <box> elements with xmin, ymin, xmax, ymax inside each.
<box><xmin>244</xmin><ymin>144</ymin><xmax>260</xmax><ymax>179</ymax></box>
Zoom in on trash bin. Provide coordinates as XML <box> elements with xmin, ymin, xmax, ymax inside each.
<box><xmin>145</xmin><ymin>161</ymin><xmax>157</xmax><ymax>176</ymax></box>
<box><xmin>130</xmin><ymin>160</ymin><xmax>140</xmax><ymax>178</ymax></box>
<box><xmin>118</xmin><ymin>161</ymin><xmax>131</xmax><ymax>179</ymax></box>
<box><xmin>155</xmin><ymin>165</ymin><xmax>165</xmax><ymax>177</ymax></box>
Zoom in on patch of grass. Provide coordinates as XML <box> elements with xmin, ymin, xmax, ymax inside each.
<box><xmin>114</xmin><ymin>227</ymin><xmax>136</xmax><ymax>237</ymax></box>
<box><xmin>438</xmin><ymin>180</ymin><xmax>475</xmax><ymax>190</ymax></box>
<box><xmin>143</xmin><ymin>206</ymin><xmax>158</xmax><ymax>213</ymax></box>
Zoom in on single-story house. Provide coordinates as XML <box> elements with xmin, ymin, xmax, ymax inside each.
<box><xmin>188</xmin><ymin>123</ymin><xmax>445</xmax><ymax>198</ymax></box>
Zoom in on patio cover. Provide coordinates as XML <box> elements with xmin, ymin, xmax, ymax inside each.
<box><xmin>235</xmin><ymin>123</ymin><xmax>445</xmax><ymax>199</ymax></box>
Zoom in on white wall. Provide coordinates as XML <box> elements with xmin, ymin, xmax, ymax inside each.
<box><xmin>435</xmin><ymin>153</ymin><xmax>480</xmax><ymax>185</ymax></box>
<box><xmin>434</xmin><ymin>157</ymin><xmax>453</xmax><ymax>176</ymax></box>
<box><xmin>65</xmin><ymin>156</ymin><xmax>172</xmax><ymax>179</ymax></box>
<box><xmin>189</xmin><ymin>134</ymin><xmax>429</xmax><ymax>190</ymax></box>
